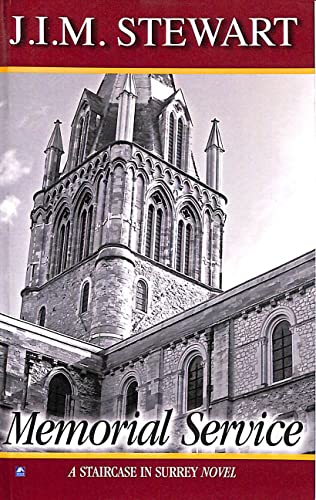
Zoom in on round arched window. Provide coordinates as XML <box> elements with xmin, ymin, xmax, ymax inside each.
<box><xmin>125</xmin><ymin>380</ymin><xmax>138</xmax><ymax>418</ymax></box>
<box><xmin>38</xmin><ymin>306</ymin><xmax>46</xmax><ymax>327</ymax></box>
<box><xmin>47</xmin><ymin>374</ymin><xmax>72</xmax><ymax>418</ymax></box>
<box><xmin>272</xmin><ymin>320</ymin><xmax>292</xmax><ymax>382</ymax></box>
<box><xmin>187</xmin><ymin>355</ymin><xmax>203</xmax><ymax>411</ymax></box>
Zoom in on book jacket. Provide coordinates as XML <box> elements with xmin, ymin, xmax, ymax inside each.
<box><xmin>0</xmin><ymin>1</ymin><xmax>315</xmax><ymax>499</ymax></box>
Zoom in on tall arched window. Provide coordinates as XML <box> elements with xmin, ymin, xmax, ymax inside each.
<box><xmin>80</xmin><ymin>112</ymin><xmax>89</xmax><ymax>162</ymax></box>
<box><xmin>145</xmin><ymin>205</ymin><xmax>154</xmax><ymax>258</ymax></box>
<box><xmin>176</xmin><ymin>118</ymin><xmax>184</xmax><ymax>168</ymax></box>
<box><xmin>272</xmin><ymin>321</ymin><xmax>292</xmax><ymax>382</ymax></box>
<box><xmin>76</xmin><ymin>194</ymin><xmax>93</xmax><ymax>263</ymax></box>
<box><xmin>78</xmin><ymin>209</ymin><xmax>87</xmax><ymax>261</ymax></box>
<box><xmin>176</xmin><ymin>220</ymin><xmax>184</xmax><ymax>272</ymax></box>
<box><xmin>184</xmin><ymin>224</ymin><xmax>192</xmax><ymax>275</ymax></box>
<box><xmin>54</xmin><ymin>208</ymin><xmax>70</xmax><ymax>277</ymax></box>
<box><xmin>154</xmin><ymin>209</ymin><xmax>163</xmax><ymax>261</ymax></box>
<box><xmin>76</xmin><ymin>108</ymin><xmax>89</xmax><ymax>166</ymax></box>
<box><xmin>47</xmin><ymin>374</ymin><xmax>72</xmax><ymax>418</ymax></box>
<box><xmin>176</xmin><ymin>207</ymin><xmax>197</xmax><ymax>277</ymax></box>
<box><xmin>187</xmin><ymin>355</ymin><xmax>203</xmax><ymax>411</ymax></box>
<box><xmin>85</xmin><ymin>206</ymin><xmax>93</xmax><ymax>254</ymax></box>
<box><xmin>135</xmin><ymin>279</ymin><xmax>148</xmax><ymax>312</ymax></box>
<box><xmin>125</xmin><ymin>380</ymin><xmax>138</xmax><ymax>418</ymax></box>
<box><xmin>168</xmin><ymin>114</ymin><xmax>175</xmax><ymax>164</ymax></box>
<box><xmin>144</xmin><ymin>192</ymin><xmax>168</xmax><ymax>263</ymax></box>
<box><xmin>38</xmin><ymin>306</ymin><xmax>46</xmax><ymax>327</ymax></box>
<box><xmin>135</xmin><ymin>176</ymin><xmax>145</xmax><ymax>253</ymax></box>
<box><xmin>76</xmin><ymin>117</ymin><xmax>84</xmax><ymax>165</ymax></box>
<box><xmin>80</xmin><ymin>281</ymin><xmax>90</xmax><ymax>314</ymax></box>
<box><xmin>94</xmin><ymin>173</ymin><xmax>109</xmax><ymax>250</ymax></box>
<box><xmin>204</xmin><ymin>211</ymin><xmax>212</xmax><ymax>286</ymax></box>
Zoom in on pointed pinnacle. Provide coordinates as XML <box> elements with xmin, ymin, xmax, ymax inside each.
<box><xmin>45</xmin><ymin>120</ymin><xmax>64</xmax><ymax>154</ymax></box>
<box><xmin>205</xmin><ymin>118</ymin><xmax>225</xmax><ymax>152</ymax></box>
<box><xmin>121</xmin><ymin>74</ymin><xmax>137</xmax><ymax>97</ymax></box>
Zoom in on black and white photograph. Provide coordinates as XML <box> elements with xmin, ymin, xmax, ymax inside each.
<box><xmin>0</xmin><ymin>72</ymin><xmax>314</xmax><ymax>452</ymax></box>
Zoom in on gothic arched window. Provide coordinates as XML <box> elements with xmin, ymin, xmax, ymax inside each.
<box><xmin>76</xmin><ymin>194</ymin><xmax>93</xmax><ymax>263</ymax></box>
<box><xmin>168</xmin><ymin>114</ymin><xmax>175</xmax><ymax>164</ymax></box>
<box><xmin>76</xmin><ymin>107</ymin><xmax>90</xmax><ymax>166</ymax></box>
<box><xmin>38</xmin><ymin>306</ymin><xmax>46</xmax><ymax>327</ymax></box>
<box><xmin>176</xmin><ymin>118</ymin><xmax>184</xmax><ymax>168</ymax></box>
<box><xmin>154</xmin><ymin>209</ymin><xmax>163</xmax><ymax>261</ymax></box>
<box><xmin>135</xmin><ymin>279</ymin><xmax>148</xmax><ymax>312</ymax></box>
<box><xmin>145</xmin><ymin>205</ymin><xmax>154</xmax><ymax>258</ymax></box>
<box><xmin>184</xmin><ymin>224</ymin><xmax>192</xmax><ymax>275</ymax></box>
<box><xmin>47</xmin><ymin>374</ymin><xmax>72</xmax><ymax>418</ymax></box>
<box><xmin>78</xmin><ymin>209</ymin><xmax>87</xmax><ymax>261</ymax></box>
<box><xmin>76</xmin><ymin>117</ymin><xmax>84</xmax><ymax>165</ymax></box>
<box><xmin>53</xmin><ymin>208</ymin><xmax>70</xmax><ymax>277</ymax></box>
<box><xmin>144</xmin><ymin>193</ymin><xmax>167</xmax><ymax>263</ymax></box>
<box><xmin>80</xmin><ymin>281</ymin><xmax>90</xmax><ymax>314</ymax></box>
<box><xmin>81</xmin><ymin>112</ymin><xmax>89</xmax><ymax>162</ymax></box>
<box><xmin>176</xmin><ymin>207</ymin><xmax>197</xmax><ymax>277</ymax></box>
<box><xmin>176</xmin><ymin>220</ymin><xmax>184</xmax><ymax>272</ymax></box>
<box><xmin>272</xmin><ymin>320</ymin><xmax>292</xmax><ymax>382</ymax></box>
<box><xmin>135</xmin><ymin>175</ymin><xmax>145</xmax><ymax>253</ymax></box>
<box><xmin>125</xmin><ymin>380</ymin><xmax>138</xmax><ymax>419</ymax></box>
<box><xmin>204</xmin><ymin>211</ymin><xmax>212</xmax><ymax>286</ymax></box>
<box><xmin>187</xmin><ymin>355</ymin><xmax>203</xmax><ymax>411</ymax></box>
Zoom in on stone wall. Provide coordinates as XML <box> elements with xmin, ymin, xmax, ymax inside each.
<box><xmin>21</xmin><ymin>258</ymin><xmax>95</xmax><ymax>341</ymax></box>
<box><xmin>0</xmin><ymin>319</ymin><xmax>102</xmax><ymax>426</ymax></box>
<box><xmin>232</xmin><ymin>286</ymin><xmax>315</xmax><ymax>396</ymax></box>
<box><xmin>27</xmin><ymin>357</ymin><xmax>100</xmax><ymax>417</ymax></box>
<box><xmin>101</xmin><ymin>253</ymin><xmax>315</xmax><ymax>451</ymax></box>
<box><xmin>2</xmin><ymin>252</ymin><xmax>315</xmax><ymax>453</ymax></box>
<box><xmin>132</xmin><ymin>256</ymin><xmax>214</xmax><ymax>333</ymax></box>
<box><xmin>0</xmin><ymin>343</ymin><xmax>8</xmax><ymax>399</ymax></box>
<box><xmin>21</xmin><ymin>247</ymin><xmax>214</xmax><ymax>344</ymax></box>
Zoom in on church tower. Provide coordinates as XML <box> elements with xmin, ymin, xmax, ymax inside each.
<box><xmin>21</xmin><ymin>74</ymin><xmax>227</xmax><ymax>348</ymax></box>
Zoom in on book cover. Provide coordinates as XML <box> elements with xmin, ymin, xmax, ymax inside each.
<box><xmin>0</xmin><ymin>1</ymin><xmax>314</xmax><ymax>499</ymax></box>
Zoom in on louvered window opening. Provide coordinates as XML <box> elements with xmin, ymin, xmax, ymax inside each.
<box><xmin>168</xmin><ymin>115</ymin><xmax>174</xmax><ymax>163</ymax></box>
<box><xmin>136</xmin><ymin>280</ymin><xmax>147</xmax><ymax>312</ymax></box>
<box><xmin>145</xmin><ymin>205</ymin><xmax>154</xmax><ymax>257</ymax></box>
<box><xmin>184</xmin><ymin>224</ymin><xmax>191</xmax><ymax>275</ymax></box>
<box><xmin>176</xmin><ymin>221</ymin><xmax>183</xmax><ymax>272</ymax></box>
<box><xmin>78</xmin><ymin>210</ymin><xmax>87</xmax><ymax>262</ymax></box>
<box><xmin>176</xmin><ymin>120</ymin><xmax>183</xmax><ymax>168</ymax></box>
<box><xmin>154</xmin><ymin>209</ymin><xmax>163</xmax><ymax>262</ymax></box>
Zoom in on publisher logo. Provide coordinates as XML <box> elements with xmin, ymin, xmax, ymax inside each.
<box><xmin>15</xmin><ymin>466</ymin><xmax>26</xmax><ymax>477</ymax></box>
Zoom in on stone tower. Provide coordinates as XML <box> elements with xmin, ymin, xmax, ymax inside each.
<box><xmin>21</xmin><ymin>74</ymin><xmax>227</xmax><ymax>348</ymax></box>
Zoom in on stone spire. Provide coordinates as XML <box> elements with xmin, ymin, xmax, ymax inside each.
<box><xmin>45</xmin><ymin>119</ymin><xmax>64</xmax><ymax>153</ymax></box>
<box><xmin>122</xmin><ymin>73</ymin><xmax>137</xmax><ymax>96</ymax></box>
<box><xmin>205</xmin><ymin>118</ymin><xmax>225</xmax><ymax>191</ymax></box>
<box><xmin>115</xmin><ymin>74</ymin><xmax>137</xmax><ymax>142</ymax></box>
<box><xmin>43</xmin><ymin>120</ymin><xmax>64</xmax><ymax>189</ymax></box>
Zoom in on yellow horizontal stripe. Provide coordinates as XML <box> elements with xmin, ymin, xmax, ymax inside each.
<box><xmin>0</xmin><ymin>452</ymin><xmax>314</xmax><ymax>460</ymax></box>
<box><xmin>0</xmin><ymin>67</ymin><xmax>314</xmax><ymax>75</ymax></box>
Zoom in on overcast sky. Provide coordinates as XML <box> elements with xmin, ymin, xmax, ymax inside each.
<box><xmin>0</xmin><ymin>73</ymin><xmax>314</xmax><ymax>317</ymax></box>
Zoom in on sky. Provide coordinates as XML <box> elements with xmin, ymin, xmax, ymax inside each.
<box><xmin>0</xmin><ymin>73</ymin><xmax>314</xmax><ymax>317</ymax></box>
